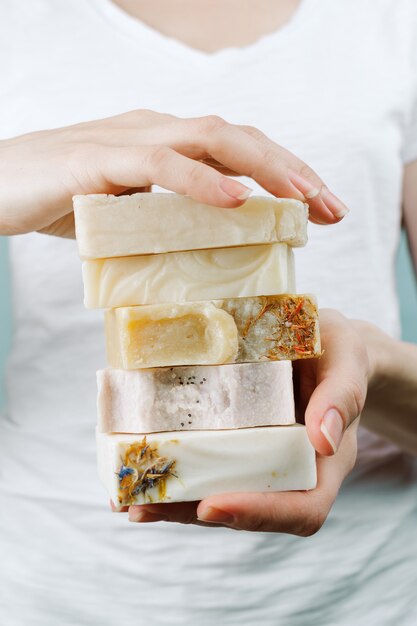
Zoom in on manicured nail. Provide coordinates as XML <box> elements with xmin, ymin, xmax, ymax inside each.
<box><xmin>288</xmin><ymin>169</ymin><xmax>321</xmax><ymax>200</ymax></box>
<box><xmin>320</xmin><ymin>408</ymin><xmax>344</xmax><ymax>453</ymax></box>
<box><xmin>129</xmin><ymin>508</ymin><xmax>168</xmax><ymax>523</ymax></box>
<box><xmin>220</xmin><ymin>178</ymin><xmax>252</xmax><ymax>201</ymax></box>
<box><xmin>288</xmin><ymin>170</ymin><xmax>349</xmax><ymax>219</ymax></box>
<box><xmin>320</xmin><ymin>187</ymin><xmax>350</xmax><ymax>219</ymax></box>
<box><xmin>197</xmin><ymin>506</ymin><xmax>235</xmax><ymax>525</ymax></box>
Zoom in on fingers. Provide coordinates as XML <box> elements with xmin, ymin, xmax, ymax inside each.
<box><xmin>127</xmin><ymin>501</ymin><xmax>225</xmax><ymax>528</ymax></box>
<box><xmin>196</xmin><ymin>461</ymin><xmax>333</xmax><ymax>534</ymax></box>
<box><xmin>75</xmin><ymin>111</ymin><xmax>349</xmax><ymax>222</ymax></box>
<box><xmin>195</xmin><ymin>427</ymin><xmax>357</xmax><ymax>534</ymax></box>
<box><xmin>129</xmin><ymin>502</ymin><xmax>197</xmax><ymax>524</ymax></box>
<box><xmin>127</xmin><ymin>425</ymin><xmax>357</xmax><ymax>534</ymax></box>
<box><xmin>37</xmin><ymin>212</ymin><xmax>76</xmax><ymax>238</ymax></box>
<box><xmin>97</xmin><ymin>144</ymin><xmax>252</xmax><ymax>207</ymax></box>
<box><xmin>183</xmin><ymin>117</ymin><xmax>348</xmax><ymax>223</ymax></box>
<box><xmin>3</xmin><ymin>109</ymin><xmax>349</xmax><ymax>237</ymax></box>
<box><xmin>303</xmin><ymin>310</ymin><xmax>368</xmax><ymax>456</ymax></box>
<box><xmin>237</xmin><ymin>124</ymin><xmax>349</xmax><ymax>223</ymax></box>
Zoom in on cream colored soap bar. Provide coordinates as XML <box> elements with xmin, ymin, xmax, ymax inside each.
<box><xmin>97</xmin><ymin>425</ymin><xmax>317</xmax><ymax>506</ymax></box>
<box><xmin>74</xmin><ymin>193</ymin><xmax>308</xmax><ymax>259</ymax></box>
<box><xmin>83</xmin><ymin>243</ymin><xmax>295</xmax><ymax>309</ymax></box>
<box><xmin>97</xmin><ymin>362</ymin><xmax>295</xmax><ymax>433</ymax></box>
<box><xmin>105</xmin><ymin>294</ymin><xmax>320</xmax><ymax>369</ymax></box>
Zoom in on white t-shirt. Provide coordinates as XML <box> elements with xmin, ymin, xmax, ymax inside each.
<box><xmin>1</xmin><ymin>1</ymin><xmax>417</xmax><ymax>624</ymax></box>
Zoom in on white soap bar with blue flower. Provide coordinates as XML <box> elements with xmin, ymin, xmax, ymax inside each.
<box><xmin>97</xmin><ymin>425</ymin><xmax>317</xmax><ymax>507</ymax></box>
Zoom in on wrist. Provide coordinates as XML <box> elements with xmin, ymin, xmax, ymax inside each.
<box><xmin>349</xmin><ymin>319</ymin><xmax>394</xmax><ymax>391</ymax></box>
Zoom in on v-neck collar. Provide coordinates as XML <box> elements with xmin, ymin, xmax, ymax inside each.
<box><xmin>93</xmin><ymin>0</ymin><xmax>314</xmax><ymax>64</ymax></box>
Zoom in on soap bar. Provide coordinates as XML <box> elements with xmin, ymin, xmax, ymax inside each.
<box><xmin>73</xmin><ymin>193</ymin><xmax>308</xmax><ymax>259</ymax></box>
<box><xmin>83</xmin><ymin>243</ymin><xmax>295</xmax><ymax>309</ymax></box>
<box><xmin>97</xmin><ymin>361</ymin><xmax>295</xmax><ymax>433</ymax></box>
<box><xmin>105</xmin><ymin>295</ymin><xmax>320</xmax><ymax>369</ymax></box>
<box><xmin>105</xmin><ymin>301</ymin><xmax>238</xmax><ymax>368</ymax></box>
<box><xmin>97</xmin><ymin>425</ymin><xmax>317</xmax><ymax>506</ymax></box>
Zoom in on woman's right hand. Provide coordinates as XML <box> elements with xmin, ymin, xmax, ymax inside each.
<box><xmin>0</xmin><ymin>109</ymin><xmax>348</xmax><ymax>237</ymax></box>
<box><xmin>127</xmin><ymin>309</ymin><xmax>367</xmax><ymax>534</ymax></box>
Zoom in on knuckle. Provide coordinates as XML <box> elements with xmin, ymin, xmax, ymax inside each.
<box><xmin>298</xmin><ymin>509</ymin><xmax>326</xmax><ymax>537</ymax></box>
<box><xmin>56</xmin><ymin>126</ymin><xmax>84</xmax><ymax>144</ymax></box>
<box><xmin>123</xmin><ymin>108</ymin><xmax>157</xmax><ymax>122</ymax></box>
<box><xmin>186</xmin><ymin>161</ymin><xmax>205</xmax><ymax>186</ymax></box>
<box><xmin>133</xmin><ymin>108</ymin><xmax>154</xmax><ymax>117</ymax></box>
<box><xmin>241</xmin><ymin>514</ymin><xmax>266</xmax><ymax>533</ymax></box>
<box><xmin>180</xmin><ymin>512</ymin><xmax>198</xmax><ymax>525</ymax></box>
<box><xmin>65</xmin><ymin>142</ymin><xmax>105</xmax><ymax>190</ymax></box>
<box><xmin>320</xmin><ymin>308</ymin><xmax>348</xmax><ymax>330</ymax></box>
<box><xmin>138</xmin><ymin>109</ymin><xmax>177</xmax><ymax>124</ymax></box>
<box><xmin>69</xmin><ymin>142</ymin><xmax>110</xmax><ymax>179</ymax></box>
<box><xmin>145</xmin><ymin>145</ymin><xmax>171</xmax><ymax>170</ymax></box>
<box><xmin>198</xmin><ymin>114</ymin><xmax>227</xmax><ymax>134</ymax></box>
<box><xmin>290</xmin><ymin>495</ymin><xmax>328</xmax><ymax>538</ymax></box>
<box><xmin>239</xmin><ymin>124</ymin><xmax>264</xmax><ymax>140</ymax></box>
<box><xmin>299</xmin><ymin>163</ymin><xmax>320</xmax><ymax>184</ymax></box>
<box><xmin>261</xmin><ymin>145</ymin><xmax>282</xmax><ymax>168</ymax></box>
<box><xmin>345</xmin><ymin>377</ymin><xmax>367</xmax><ymax>420</ymax></box>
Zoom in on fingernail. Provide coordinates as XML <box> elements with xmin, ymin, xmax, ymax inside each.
<box><xmin>287</xmin><ymin>169</ymin><xmax>321</xmax><ymax>200</ymax></box>
<box><xmin>320</xmin><ymin>408</ymin><xmax>344</xmax><ymax>453</ymax></box>
<box><xmin>219</xmin><ymin>178</ymin><xmax>252</xmax><ymax>201</ymax></box>
<box><xmin>129</xmin><ymin>508</ymin><xmax>168</xmax><ymax>523</ymax></box>
<box><xmin>197</xmin><ymin>506</ymin><xmax>235</xmax><ymax>524</ymax></box>
<box><xmin>320</xmin><ymin>188</ymin><xmax>350</xmax><ymax>219</ymax></box>
<box><xmin>288</xmin><ymin>170</ymin><xmax>349</xmax><ymax>219</ymax></box>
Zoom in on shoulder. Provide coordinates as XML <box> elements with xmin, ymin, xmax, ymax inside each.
<box><xmin>362</xmin><ymin>0</ymin><xmax>417</xmax><ymax>54</ymax></box>
<box><xmin>346</xmin><ymin>0</ymin><xmax>417</xmax><ymax>79</ymax></box>
<box><xmin>325</xmin><ymin>0</ymin><xmax>417</xmax><ymax>42</ymax></box>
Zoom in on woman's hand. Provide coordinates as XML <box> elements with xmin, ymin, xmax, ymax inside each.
<box><xmin>0</xmin><ymin>110</ymin><xmax>348</xmax><ymax>237</ymax></box>
<box><xmin>125</xmin><ymin>310</ymin><xmax>369</xmax><ymax>534</ymax></box>
<box><xmin>352</xmin><ymin>319</ymin><xmax>417</xmax><ymax>455</ymax></box>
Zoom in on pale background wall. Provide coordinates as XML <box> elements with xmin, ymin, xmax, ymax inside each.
<box><xmin>0</xmin><ymin>234</ymin><xmax>416</xmax><ymax>407</ymax></box>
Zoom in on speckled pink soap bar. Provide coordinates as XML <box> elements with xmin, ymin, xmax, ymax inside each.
<box><xmin>97</xmin><ymin>361</ymin><xmax>295</xmax><ymax>434</ymax></box>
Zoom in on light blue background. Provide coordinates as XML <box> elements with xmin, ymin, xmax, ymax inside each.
<box><xmin>0</xmin><ymin>234</ymin><xmax>416</xmax><ymax>408</ymax></box>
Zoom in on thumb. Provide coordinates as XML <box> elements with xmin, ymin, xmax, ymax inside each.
<box><xmin>304</xmin><ymin>310</ymin><xmax>369</xmax><ymax>456</ymax></box>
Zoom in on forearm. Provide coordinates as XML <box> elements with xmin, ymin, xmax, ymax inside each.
<box><xmin>354</xmin><ymin>320</ymin><xmax>417</xmax><ymax>454</ymax></box>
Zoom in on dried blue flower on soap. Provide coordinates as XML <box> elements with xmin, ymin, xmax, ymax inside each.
<box><xmin>116</xmin><ymin>437</ymin><xmax>176</xmax><ymax>505</ymax></box>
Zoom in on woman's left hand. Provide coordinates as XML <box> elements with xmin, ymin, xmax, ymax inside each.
<box><xmin>124</xmin><ymin>309</ymin><xmax>369</xmax><ymax>534</ymax></box>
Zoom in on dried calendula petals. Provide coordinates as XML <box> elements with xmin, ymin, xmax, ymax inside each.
<box><xmin>220</xmin><ymin>294</ymin><xmax>321</xmax><ymax>362</ymax></box>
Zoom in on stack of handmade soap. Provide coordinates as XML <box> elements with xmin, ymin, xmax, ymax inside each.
<box><xmin>74</xmin><ymin>193</ymin><xmax>321</xmax><ymax>508</ymax></box>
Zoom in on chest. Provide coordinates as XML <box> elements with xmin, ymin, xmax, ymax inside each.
<box><xmin>111</xmin><ymin>0</ymin><xmax>301</xmax><ymax>53</ymax></box>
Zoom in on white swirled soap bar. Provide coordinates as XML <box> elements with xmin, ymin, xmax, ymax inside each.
<box><xmin>82</xmin><ymin>243</ymin><xmax>295</xmax><ymax>309</ymax></box>
<box><xmin>97</xmin><ymin>362</ymin><xmax>296</xmax><ymax>433</ymax></box>
<box><xmin>97</xmin><ymin>425</ymin><xmax>317</xmax><ymax>506</ymax></box>
<box><xmin>74</xmin><ymin>193</ymin><xmax>308</xmax><ymax>259</ymax></box>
